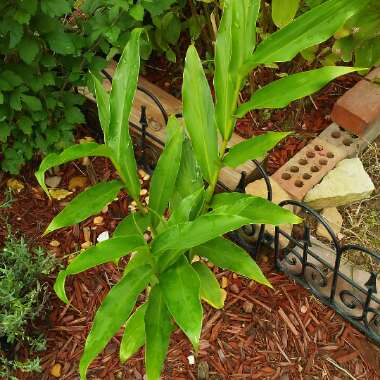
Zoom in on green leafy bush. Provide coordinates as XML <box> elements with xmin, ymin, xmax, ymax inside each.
<box><xmin>0</xmin><ymin>0</ymin><xmax>87</xmax><ymax>174</ymax></box>
<box><xmin>80</xmin><ymin>0</ymin><xmax>209</xmax><ymax>62</ymax></box>
<box><xmin>333</xmin><ymin>0</ymin><xmax>380</xmax><ymax>69</ymax></box>
<box><xmin>0</xmin><ymin>0</ymin><xmax>209</xmax><ymax>174</ymax></box>
<box><xmin>0</xmin><ymin>228</ymin><xmax>56</xmax><ymax>379</ymax></box>
<box><xmin>267</xmin><ymin>0</ymin><xmax>379</xmax><ymax>69</ymax></box>
<box><xmin>36</xmin><ymin>0</ymin><xmax>365</xmax><ymax>379</ymax></box>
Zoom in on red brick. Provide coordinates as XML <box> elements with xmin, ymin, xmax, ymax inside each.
<box><xmin>272</xmin><ymin>138</ymin><xmax>345</xmax><ymax>200</ymax></box>
<box><xmin>366</xmin><ymin>66</ymin><xmax>380</xmax><ymax>81</ymax></box>
<box><xmin>331</xmin><ymin>79</ymin><xmax>380</xmax><ymax>136</ymax></box>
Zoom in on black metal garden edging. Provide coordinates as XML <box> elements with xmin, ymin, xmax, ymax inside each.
<box><xmin>274</xmin><ymin>200</ymin><xmax>380</xmax><ymax>345</ymax></box>
<box><xmin>99</xmin><ymin>72</ymin><xmax>380</xmax><ymax>347</ymax></box>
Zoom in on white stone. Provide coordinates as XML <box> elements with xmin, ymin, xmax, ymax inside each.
<box><xmin>187</xmin><ymin>355</ymin><xmax>195</xmax><ymax>365</ymax></box>
<box><xmin>45</xmin><ymin>176</ymin><xmax>62</xmax><ymax>188</ymax></box>
<box><xmin>97</xmin><ymin>231</ymin><xmax>110</xmax><ymax>242</ymax></box>
<box><xmin>245</xmin><ymin>177</ymin><xmax>294</xmax><ymax>248</ymax></box>
<box><xmin>316</xmin><ymin>207</ymin><xmax>343</xmax><ymax>241</ymax></box>
<box><xmin>304</xmin><ymin>158</ymin><xmax>375</xmax><ymax>209</ymax></box>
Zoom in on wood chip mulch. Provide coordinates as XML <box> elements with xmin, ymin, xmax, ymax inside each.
<box><xmin>1</xmin><ymin>156</ymin><xmax>380</xmax><ymax>380</ymax></box>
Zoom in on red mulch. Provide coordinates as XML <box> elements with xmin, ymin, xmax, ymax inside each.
<box><xmin>1</xmin><ymin>153</ymin><xmax>380</xmax><ymax>380</ymax></box>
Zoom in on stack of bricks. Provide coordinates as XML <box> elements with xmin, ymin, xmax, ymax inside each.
<box><xmin>272</xmin><ymin>67</ymin><xmax>380</xmax><ymax>201</ymax></box>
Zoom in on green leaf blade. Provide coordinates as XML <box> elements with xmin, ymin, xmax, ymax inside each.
<box><xmin>170</xmin><ymin>137</ymin><xmax>203</xmax><ymax>210</ymax></box>
<box><xmin>244</xmin><ymin>0</ymin><xmax>368</xmax><ymax>68</ymax></box>
<box><xmin>214</xmin><ymin>0</ymin><xmax>260</xmax><ymax>139</ymax></box>
<box><xmin>160</xmin><ymin>256</ymin><xmax>202</xmax><ymax>351</ymax></box>
<box><xmin>120</xmin><ymin>303</ymin><xmax>148</xmax><ymax>363</ymax></box>
<box><xmin>45</xmin><ymin>180</ymin><xmax>123</xmax><ymax>234</ymax></box>
<box><xmin>153</xmin><ymin>194</ymin><xmax>301</xmax><ymax>258</ymax></box>
<box><xmin>192</xmin><ymin>261</ymin><xmax>225</xmax><ymax>309</ymax></box>
<box><xmin>79</xmin><ymin>265</ymin><xmax>152</xmax><ymax>380</ymax></box>
<box><xmin>182</xmin><ymin>45</ymin><xmax>218</xmax><ymax>184</ymax></box>
<box><xmin>91</xmin><ymin>73</ymin><xmax>110</xmax><ymax>142</ymax></box>
<box><xmin>54</xmin><ymin>236</ymin><xmax>146</xmax><ymax>304</ymax></box>
<box><xmin>272</xmin><ymin>0</ymin><xmax>300</xmax><ymax>29</ymax></box>
<box><xmin>223</xmin><ymin>132</ymin><xmax>290</xmax><ymax>168</ymax></box>
<box><xmin>114</xmin><ymin>212</ymin><xmax>151</xmax><ymax>238</ymax></box>
<box><xmin>35</xmin><ymin>143</ymin><xmax>113</xmax><ymax>196</ymax></box>
<box><xmin>145</xmin><ymin>285</ymin><xmax>173</xmax><ymax>380</ymax></box>
<box><xmin>149</xmin><ymin>116</ymin><xmax>184</xmax><ymax>226</ymax></box>
<box><xmin>193</xmin><ymin>237</ymin><xmax>271</xmax><ymax>287</ymax></box>
<box><xmin>236</xmin><ymin>66</ymin><xmax>361</xmax><ymax>118</ymax></box>
<box><xmin>108</xmin><ymin>29</ymin><xmax>142</xmax><ymax>200</ymax></box>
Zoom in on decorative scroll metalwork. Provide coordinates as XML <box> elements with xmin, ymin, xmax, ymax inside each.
<box><xmin>274</xmin><ymin>200</ymin><xmax>380</xmax><ymax>345</ymax></box>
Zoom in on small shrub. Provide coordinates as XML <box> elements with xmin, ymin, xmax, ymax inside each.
<box><xmin>0</xmin><ymin>228</ymin><xmax>56</xmax><ymax>379</ymax></box>
<box><xmin>37</xmin><ymin>0</ymin><xmax>366</xmax><ymax>379</ymax></box>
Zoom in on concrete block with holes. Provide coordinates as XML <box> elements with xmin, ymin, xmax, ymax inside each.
<box><xmin>318</xmin><ymin>122</ymin><xmax>367</xmax><ymax>158</ymax></box>
<box><xmin>272</xmin><ymin>138</ymin><xmax>346</xmax><ymax>200</ymax></box>
<box><xmin>331</xmin><ymin>73</ymin><xmax>380</xmax><ymax>138</ymax></box>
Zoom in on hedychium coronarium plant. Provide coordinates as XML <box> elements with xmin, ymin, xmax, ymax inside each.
<box><xmin>36</xmin><ymin>0</ymin><xmax>366</xmax><ymax>378</ymax></box>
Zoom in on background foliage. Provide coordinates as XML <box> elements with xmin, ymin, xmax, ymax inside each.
<box><xmin>0</xmin><ymin>0</ymin><xmax>210</xmax><ymax>174</ymax></box>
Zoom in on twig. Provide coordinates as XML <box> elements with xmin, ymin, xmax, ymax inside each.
<box><xmin>325</xmin><ymin>357</ymin><xmax>357</xmax><ymax>380</ymax></box>
<box><xmin>278</xmin><ymin>307</ymin><xmax>299</xmax><ymax>337</ymax></box>
<box><xmin>309</xmin><ymin>95</ymin><xmax>318</xmax><ymax>110</ymax></box>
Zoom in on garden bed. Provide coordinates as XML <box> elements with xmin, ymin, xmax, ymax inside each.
<box><xmin>1</xmin><ymin>145</ymin><xmax>380</xmax><ymax>379</ymax></box>
<box><xmin>2</xmin><ymin>60</ymin><xmax>380</xmax><ymax>380</ymax></box>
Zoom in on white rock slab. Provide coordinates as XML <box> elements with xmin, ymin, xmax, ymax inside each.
<box><xmin>316</xmin><ymin>207</ymin><xmax>343</xmax><ymax>241</ymax></box>
<box><xmin>304</xmin><ymin>158</ymin><xmax>375</xmax><ymax>209</ymax></box>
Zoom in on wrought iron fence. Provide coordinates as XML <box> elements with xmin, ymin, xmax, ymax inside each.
<box><xmin>274</xmin><ymin>200</ymin><xmax>380</xmax><ymax>346</ymax></box>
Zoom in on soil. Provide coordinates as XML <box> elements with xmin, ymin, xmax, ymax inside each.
<box><xmin>1</xmin><ymin>146</ymin><xmax>380</xmax><ymax>379</ymax></box>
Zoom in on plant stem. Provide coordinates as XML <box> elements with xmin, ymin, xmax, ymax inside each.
<box><xmin>203</xmin><ymin>138</ymin><xmax>229</xmax><ymax>210</ymax></box>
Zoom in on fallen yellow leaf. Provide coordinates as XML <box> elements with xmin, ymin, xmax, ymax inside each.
<box><xmin>93</xmin><ymin>216</ymin><xmax>104</xmax><ymax>225</ymax></box>
<box><xmin>50</xmin><ymin>363</ymin><xmax>61</xmax><ymax>378</ymax></box>
<box><xmin>6</xmin><ymin>178</ymin><xmax>24</xmax><ymax>192</ymax></box>
<box><xmin>79</xmin><ymin>136</ymin><xmax>95</xmax><ymax>144</ymax></box>
<box><xmin>49</xmin><ymin>189</ymin><xmax>73</xmax><ymax>200</ymax></box>
<box><xmin>68</xmin><ymin>176</ymin><xmax>88</xmax><ymax>190</ymax></box>
<box><xmin>49</xmin><ymin>240</ymin><xmax>60</xmax><ymax>247</ymax></box>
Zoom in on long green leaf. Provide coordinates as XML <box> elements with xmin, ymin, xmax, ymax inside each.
<box><xmin>182</xmin><ymin>45</ymin><xmax>218</xmax><ymax>184</ymax></box>
<box><xmin>192</xmin><ymin>261</ymin><xmax>225</xmax><ymax>309</ymax></box>
<box><xmin>108</xmin><ymin>29</ymin><xmax>142</xmax><ymax>201</ymax></box>
<box><xmin>54</xmin><ymin>235</ymin><xmax>146</xmax><ymax>304</ymax></box>
<box><xmin>145</xmin><ymin>285</ymin><xmax>173</xmax><ymax>380</ymax></box>
<box><xmin>236</xmin><ymin>66</ymin><xmax>360</xmax><ymax>118</ymax></box>
<box><xmin>160</xmin><ymin>256</ymin><xmax>202</xmax><ymax>351</ymax></box>
<box><xmin>35</xmin><ymin>143</ymin><xmax>113</xmax><ymax>196</ymax></box>
<box><xmin>170</xmin><ymin>137</ymin><xmax>203</xmax><ymax>210</ymax></box>
<box><xmin>272</xmin><ymin>0</ymin><xmax>300</xmax><ymax>28</ymax></box>
<box><xmin>120</xmin><ymin>303</ymin><xmax>148</xmax><ymax>363</ymax></box>
<box><xmin>45</xmin><ymin>180</ymin><xmax>123</xmax><ymax>234</ymax></box>
<box><xmin>91</xmin><ymin>73</ymin><xmax>110</xmax><ymax>141</ymax></box>
<box><xmin>223</xmin><ymin>132</ymin><xmax>290</xmax><ymax>168</ymax></box>
<box><xmin>243</xmin><ymin>0</ymin><xmax>368</xmax><ymax>69</ymax></box>
<box><xmin>113</xmin><ymin>212</ymin><xmax>151</xmax><ymax>238</ymax></box>
<box><xmin>79</xmin><ymin>265</ymin><xmax>152</xmax><ymax>380</ymax></box>
<box><xmin>124</xmin><ymin>248</ymin><xmax>154</xmax><ymax>276</ymax></box>
<box><xmin>193</xmin><ymin>237</ymin><xmax>271</xmax><ymax>287</ymax></box>
<box><xmin>152</xmin><ymin>195</ymin><xmax>301</xmax><ymax>257</ymax></box>
<box><xmin>168</xmin><ymin>188</ymin><xmax>205</xmax><ymax>226</ymax></box>
<box><xmin>214</xmin><ymin>0</ymin><xmax>260</xmax><ymax>139</ymax></box>
<box><xmin>149</xmin><ymin>116</ymin><xmax>184</xmax><ymax>226</ymax></box>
